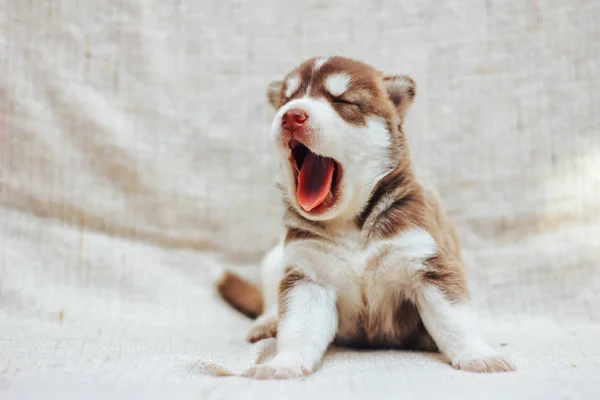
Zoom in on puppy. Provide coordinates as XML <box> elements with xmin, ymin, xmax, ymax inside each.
<box><xmin>217</xmin><ymin>56</ymin><xmax>515</xmax><ymax>379</ymax></box>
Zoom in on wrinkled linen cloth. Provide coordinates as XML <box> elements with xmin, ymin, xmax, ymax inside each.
<box><xmin>1</xmin><ymin>0</ymin><xmax>599</xmax><ymax>398</ymax></box>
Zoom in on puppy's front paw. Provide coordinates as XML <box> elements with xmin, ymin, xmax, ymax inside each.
<box><xmin>453</xmin><ymin>353</ymin><xmax>516</xmax><ymax>373</ymax></box>
<box><xmin>243</xmin><ymin>355</ymin><xmax>311</xmax><ymax>380</ymax></box>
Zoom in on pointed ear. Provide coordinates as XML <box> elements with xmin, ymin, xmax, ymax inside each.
<box><xmin>266</xmin><ymin>80</ymin><xmax>284</xmax><ymax>109</ymax></box>
<box><xmin>383</xmin><ymin>75</ymin><xmax>416</xmax><ymax>119</ymax></box>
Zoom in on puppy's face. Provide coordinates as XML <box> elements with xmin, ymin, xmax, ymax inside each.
<box><xmin>268</xmin><ymin>56</ymin><xmax>416</xmax><ymax>221</ymax></box>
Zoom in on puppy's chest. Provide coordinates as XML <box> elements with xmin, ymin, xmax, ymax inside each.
<box><xmin>325</xmin><ymin>230</ymin><xmax>411</xmax><ymax>295</ymax></box>
<box><xmin>322</xmin><ymin>230</ymin><xmax>428</xmax><ymax>347</ymax></box>
<box><xmin>330</xmin><ymin>236</ymin><xmax>403</xmax><ymax>306</ymax></box>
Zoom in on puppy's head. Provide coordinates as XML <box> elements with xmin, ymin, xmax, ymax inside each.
<box><xmin>268</xmin><ymin>56</ymin><xmax>415</xmax><ymax>221</ymax></box>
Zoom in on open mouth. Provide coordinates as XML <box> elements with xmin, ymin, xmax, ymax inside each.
<box><xmin>289</xmin><ymin>139</ymin><xmax>342</xmax><ymax>214</ymax></box>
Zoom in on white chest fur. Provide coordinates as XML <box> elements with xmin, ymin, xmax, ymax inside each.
<box><xmin>282</xmin><ymin>226</ymin><xmax>438</xmax><ymax>343</ymax></box>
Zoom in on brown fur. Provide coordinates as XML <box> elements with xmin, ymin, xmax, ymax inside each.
<box><xmin>284</xmin><ymin>227</ymin><xmax>323</xmax><ymax>244</ymax></box>
<box><xmin>360</xmin><ymin>179</ymin><xmax>469</xmax><ymax>304</ymax></box>
<box><xmin>354</xmin><ymin>288</ymin><xmax>437</xmax><ymax>352</ymax></box>
<box><xmin>420</xmin><ymin>187</ymin><xmax>469</xmax><ymax>302</ymax></box>
<box><xmin>423</xmin><ymin>186</ymin><xmax>462</xmax><ymax>258</ymax></box>
<box><xmin>422</xmin><ymin>254</ymin><xmax>469</xmax><ymax>302</ymax></box>
<box><xmin>278</xmin><ymin>268</ymin><xmax>309</xmax><ymax>319</ymax></box>
<box><xmin>355</xmin><ymin>156</ymin><xmax>469</xmax><ymax>305</ymax></box>
<box><xmin>216</xmin><ymin>272</ymin><xmax>263</xmax><ymax>319</ymax></box>
<box><xmin>356</xmin><ymin>158</ymin><xmax>426</xmax><ymax>239</ymax></box>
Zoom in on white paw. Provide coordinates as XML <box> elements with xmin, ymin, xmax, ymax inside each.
<box><xmin>246</xmin><ymin>316</ymin><xmax>278</xmax><ymax>343</ymax></box>
<box><xmin>453</xmin><ymin>352</ymin><xmax>516</xmax><ymax>373</ymax></box>
<box><xmin>243</xmin><ymin>355</ymin><xmax>311</xmax><ymax>380</ymax></box>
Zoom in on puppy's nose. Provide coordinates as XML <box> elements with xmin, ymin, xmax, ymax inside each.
<box><xmin>282</xmin><ymin>109</ymin><xmax>309</xmax><ymax>131</ymax></box>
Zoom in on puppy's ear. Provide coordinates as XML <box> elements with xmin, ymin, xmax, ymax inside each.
<box><xmin>383</xmin><ymin>75</ymin><xmax>416</xmax><ymax>119</ymax></box>
<box><xmin>267</xmin><ymin>80</ymin><xmax>284</xmax><ymax>109</ymax></box>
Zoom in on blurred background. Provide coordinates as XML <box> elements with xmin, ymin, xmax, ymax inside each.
<box><xmin>1</xmin><ymin>0</ymin><xmax>599</xmax><ymax>397</ymax></box>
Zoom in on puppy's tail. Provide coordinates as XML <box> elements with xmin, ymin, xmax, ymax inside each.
<box><xmin>216</xmin><ymin>271</ymin><xmax>263</xmax><ymax>319</ymax></box>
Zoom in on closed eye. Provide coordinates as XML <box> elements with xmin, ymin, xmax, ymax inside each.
<box><xmin>333</xmin><ymin>98</ymin><xmax>359</xmax><ymax>107</ymax></box>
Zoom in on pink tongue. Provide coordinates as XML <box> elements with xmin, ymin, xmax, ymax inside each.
<box><xmin>297</xmin><ymin>152</ymin><xmax>335</xmax><ymax>212</ymax></box>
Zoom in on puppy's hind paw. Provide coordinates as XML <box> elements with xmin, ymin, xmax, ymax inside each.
<box><xmin>246</xmin><ymin>316</ymin><xmax>278</xmax><ymax>343</ymax></box>
<box><xmin>454</xmin><ymin>354</ymin><xmax>516</xmax><ymax>373</ymax></box>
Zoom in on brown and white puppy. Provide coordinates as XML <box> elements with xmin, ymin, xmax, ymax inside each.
<box><xmin>217</xmin><ymin>56</ymin><xmax>515</xmax><ymax>379</ymax></box>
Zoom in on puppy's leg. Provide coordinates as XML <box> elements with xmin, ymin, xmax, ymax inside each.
<box><xmin>415</xmin><ymin>271</ymin><xmax>516</xmax><ymax>373</ymax></box>
<box><xmin>244</xmin><ymin>271</ymin><xmax>337</xmax><ymax>380</ymax></box>
<box><xmin>246</xmin><ymin>239</ymin><xmax>285</xmax><ymax>343</ymax></box>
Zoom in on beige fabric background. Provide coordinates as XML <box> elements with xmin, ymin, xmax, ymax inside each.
<box><xmin>1</xmin><ymin>0</ymin><xmax>599</xmax><ymax>398</ymax></box>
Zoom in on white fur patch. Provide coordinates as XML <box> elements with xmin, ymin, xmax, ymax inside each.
<box><xmin>393</xmin><ymin>228</ymin><xmax>438</xmax><ymax>260</ymax></box>
<box><xmin>325</xmin><ymin>73</ymin><xmax>350</xmax><ymax>97</ymax></box>
<box><xmin>285</xmin><ymin>75</ymin><xmax>300</xmax><ymax>98</ymax></box>
<box><xmin>275</xmin><ymin>281</ymin><xmax>338</xmax><ymax>372</ymax></box>
<box><xmin>313</xmin><ymin>57</ymin><xmax>329</xmax><ymax>71</ymax></box>
<box><xmin>417</xmin><ymin>285</ymin><xmax>500</xmax><ymax>366</ymax></box>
